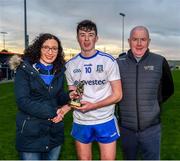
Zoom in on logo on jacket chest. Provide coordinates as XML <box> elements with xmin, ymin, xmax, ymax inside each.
<box><xmin>144</xmin><ymin>65</ymin><xmax>154</xmax><ymax>71</ymax></box>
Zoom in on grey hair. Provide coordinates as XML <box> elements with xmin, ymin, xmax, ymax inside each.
<box><xmin>129</xmin><ymin>26</ymin><xmax>150</xmax><ymax>39</ymax></box>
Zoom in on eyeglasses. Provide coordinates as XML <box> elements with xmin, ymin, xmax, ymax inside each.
<box><xmin>42</xmin><ymin>46</ymin><xmax>58</xmax><ymax>53</ymax></box>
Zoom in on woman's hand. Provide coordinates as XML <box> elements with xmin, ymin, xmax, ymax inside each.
<box><xmin>50</xmin><ymin>105</ymin><xmax>72</xmax><ymax>123</ymax></box>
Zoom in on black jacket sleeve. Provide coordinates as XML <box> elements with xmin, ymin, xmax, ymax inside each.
<box><xmin>57</xmin><ymin>91</ymin><xmax>71</xmax><ymax>106</ymax></box>
<box><xmin>56</xmin><ymin>76</ymin><xmax>71</xmax><ymax>106</ymax></box>
<box><xmin>159</xmin><ymin>58</ymin><xmax>174</xmax><ymax>104</ymax></box>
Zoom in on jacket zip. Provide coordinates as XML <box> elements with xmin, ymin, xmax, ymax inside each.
<box><xmin>136</xmin><ymin>63</ymin><xmax>140</xmax><ymax>131</ymax></box>
<box><xmin>21</xmin><ymin>119</ymin><xmax>27</xmax><ymax>133</ymax></box>
<box><xmin>48</xmin><ymin>70</ymin><xmax>57</xmax><ymax>93</ymax></box>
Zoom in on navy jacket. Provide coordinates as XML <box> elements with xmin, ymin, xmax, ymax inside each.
<box><xmin>14</xmin><ymin>60</ymin><xmax>70</xmax><ymax>152</ymax></box>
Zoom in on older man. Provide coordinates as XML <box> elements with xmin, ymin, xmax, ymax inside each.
<box><xmin>117</xmin><ymin>26</ymin><xmax>174</xmax><ymax>160</ymax></box>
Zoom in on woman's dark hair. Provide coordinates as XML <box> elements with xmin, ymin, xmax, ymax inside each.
<box><xmin>23</xmin><ymin>33</ymin><xmax>65</xmax><ymax>73</ymax></box>
<box><xmin>77</xmin><ymin>20</ymin><xmax>97</xmax><ymax>35</ymax></box>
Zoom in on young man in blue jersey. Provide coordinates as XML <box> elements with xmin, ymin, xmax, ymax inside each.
<box><xmin>65</xmin><ymin>20</ymin><xmax>122</xmax><ymax>160</ymax></box>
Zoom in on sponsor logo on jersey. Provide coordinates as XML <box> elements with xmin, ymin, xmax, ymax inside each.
<box><xmin>96</xmin><ymin>65</ymin><xmax>103</xmax><ymax>73</ymax></box>
<box><xmin>73</xmin><ymin>69</ymin><xmax>81</xmax><ymax>73</ymax></box>
<box><xmin>74</xmin><ymin>79</ymin><xmax>106</xmax><ymax>86</ymax></box>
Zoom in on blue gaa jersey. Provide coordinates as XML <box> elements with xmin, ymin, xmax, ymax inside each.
<box><xmin>65</xmin><ymin>50</ymin><xmax>121</xmax><ymax>125</ymax></box>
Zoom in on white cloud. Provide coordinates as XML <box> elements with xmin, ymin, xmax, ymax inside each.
<box><xmin>0</xmin><ymin>0</ymin><xmax>180</xmax><ymax>60</ymax></box>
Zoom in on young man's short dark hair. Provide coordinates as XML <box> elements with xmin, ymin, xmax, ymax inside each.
<box><xmin>77</xmin><ymin>20</ymin><xmax>97</xmax><ymax>35</ymax></box>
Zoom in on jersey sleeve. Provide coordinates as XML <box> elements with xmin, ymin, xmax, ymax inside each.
<box><xmin>107</xmin><ymin>59</ymin><xmax>121</xmax><ymax>81</ymax></box>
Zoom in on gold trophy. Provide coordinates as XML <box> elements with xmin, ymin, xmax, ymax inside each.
<box><xmin>69</xmin><ymin>81</ymin><xmax>84</xmax><ymax>107</ymax></box>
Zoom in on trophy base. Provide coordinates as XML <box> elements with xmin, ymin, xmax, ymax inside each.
<box><xmin>69</xmin><ymin>101</ymin><xmax>81</xmax><ymax>107</ymax></box>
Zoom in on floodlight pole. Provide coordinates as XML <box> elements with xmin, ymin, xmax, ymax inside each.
<box><xmin>119</xmin><ymin>13</ymin><xmax>125</xmax><ymax>52</ymax></box>
<box><xmin>24</xmin><ymin>0</ymin><xmax>28</xmax><ymax>49</ymax></box>
<box><xmin>0</xmin><ymin>31</ymin><xmax>8</xmax><ymax>49</ymax></box>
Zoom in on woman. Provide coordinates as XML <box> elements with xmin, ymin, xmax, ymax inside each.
<box><xmin>9</xmin><ymin>33</ymin><xmax>73</xmax><ymax>160</ymax></box>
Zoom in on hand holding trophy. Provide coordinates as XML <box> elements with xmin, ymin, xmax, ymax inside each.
<box><xmin>69</xmin><ymin>81</ymin><xmax>84</xmax><ymax>108</ymax></box>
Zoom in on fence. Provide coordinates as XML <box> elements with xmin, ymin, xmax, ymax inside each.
<box><xmin>0</xmin><ymin>66</ymin><xmax>14</xmax><ymax>81</ymax></box>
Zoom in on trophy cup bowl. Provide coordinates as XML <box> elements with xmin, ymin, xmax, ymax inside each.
<box><xmin>69</xmin><ymin>81</ymin><xmax>84</xmax><ymax>108</ymax></box>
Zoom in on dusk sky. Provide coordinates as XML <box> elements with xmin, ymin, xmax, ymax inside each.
<box><xmin>0</xmin><ymin>0</ymin><xmax>180</xmax><ymax>60</ymax></box>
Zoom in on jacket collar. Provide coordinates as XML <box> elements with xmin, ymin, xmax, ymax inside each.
<box><xmin>20</xmin><ymin>61</ymin><xmax>64</xmax><ymax>88</ymax></box>
<box><xmin>22</xmin><ymin>59</ymin><xmax>65</xmax><ymax>76</ymax></box>
<box><xmin>127</xmin><ymin>49</ymin><xmax>150</xmax><ymax>63</ymax></box>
